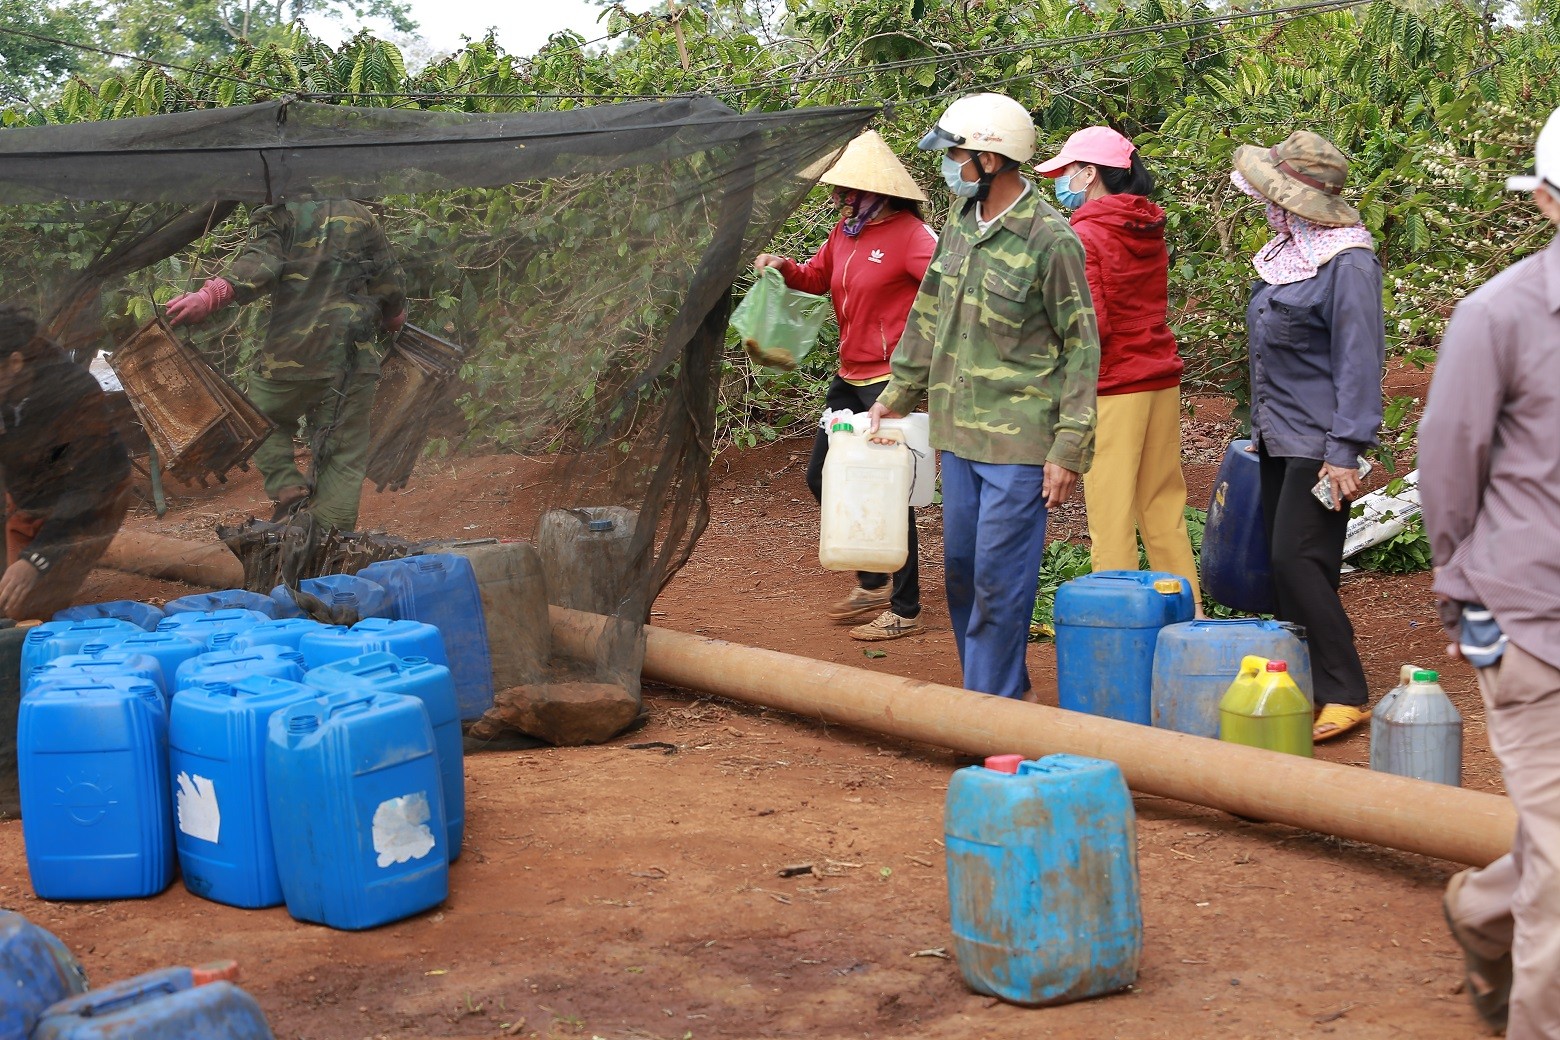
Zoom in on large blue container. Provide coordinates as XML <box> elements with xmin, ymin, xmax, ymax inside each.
<box><xmin>945</xmin><ymin>754</ymin><xmax>1141</xmax><ymax>1005</ymax></box>
<box><xmin>97</xmin><ymin>632</ymin><xmax>206</xmax><ymax>695</ymax></box>
<box><xmin>52</xmin><ymin>601</ymin><xmax>165</xmax><ymax>632</ymax></box>
<box><xmin>1151</xmin><ymin>620</ymin><xmax>1314</xmax><ymax>738</ymax></box>
<box><xmin>222</xmin><ymin>617</ymin><xmax>325</xmax><ymax>655</ymax></box>
<box><xmin>165</xmin><ymin>589</ymin><xmax>300</xmax><ymax>620</ymax></box>
<box><xmin>0</xmin><ymin>910</ymin><xmax>89</xmax><ymax>1040</ymax></box>
<box><xmin>18</xmin><ymin>680</ymin><xmax>174</xmax><ymax>900</ymax></box>
<box><xmin>156</xmin><ymin>610</ymin><xmax>270</xmax><ymax>651</ymax></box>
<box><xmin>359</xmin><ymin>554</ymin><xmax>496</xmax><ymax>721</ymax></box>
<box><xmin>174</xmin><ymin>646</ymin><xmax>307</xmax><ymax>694</ymax></box>
<box><xmin>298</xmin><ymin>617</ymin><xmax>447</xmax><ymax>673</ymax></box>
<box><xmin>20</xmin><ymin>619</ymin><xmax>143</xmax><ymax>678</ymax></box>
<box><xmin>266</xmin><ymin>690</ymin><xmax>448</xmax><ymax>929</ymax></box>
<box><xmin>25</xmin><ymin>647</ymin><xmax>168</xmax><ymax>701</ymax></box>
<box><xmin>305</xmin><ymin>652</ymin><xmax>464</xmax><ymax>859</ymax></box>
<box><xmin>1201</xmin><ymin>439</ymin><xmax>1277</xmax><ymax>615</ymax></box>
<box><xmin>169</xmin><ymin>676</ymin><xmax>322</xmax><ymax>908</ymax></box>
<box><xmin>272</xmin><ymin>574</ymin><xmax>392</xmax><ymax>625</ymax></box>
<box><xmin>1054</xmin><ymin>571</ymin><xmax>1195</xmax><ymax>725</ymax></box>
<box><xmin>30</xmin><ymin>967</ymin><xmax>274</xmax><ymax>1040</ymax></box>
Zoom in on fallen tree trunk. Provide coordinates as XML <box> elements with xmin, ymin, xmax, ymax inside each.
<box><xmin>552</xmin><ymin>606</ymin><xmax>1514</xmax><ymax>868</ymax></box>
<box><xmin>100</xmin><ymin>529</ymin><xmax>245</xmax><ymax>589</ymax></box>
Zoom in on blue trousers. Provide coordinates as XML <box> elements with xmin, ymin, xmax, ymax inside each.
<box><xmin>941</xmin><ymin>453</ymin><xmax>1050</xmax><ymax>698</ymax></box>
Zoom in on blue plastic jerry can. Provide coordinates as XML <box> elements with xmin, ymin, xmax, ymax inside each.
<box><xmin>52</xmin><ymin>600</ymin><xmax>165</xmax><ymax>632</ymax></box>
<box><xmin>273</xmin><ymin>574</ymin><xmax>393</xmax><ymax>625</ymax></box>
<box><xmin>174</xmin><ymin>645</ymin><xmax>307</xmax><ymax>694</ymax></box>
<box><xmin>25</xmin><ymin>646</ymin><xmax>168</xmax><ymax>701</ymax></box>
<box><xmin>1151</xmin><ymin>619</ymin><xmax>1314</xmax><ymax>738</ymax></box>
<box><xmin>21</xmin><ymin>619</ymin><xmax>143</xmax><ymax>678</ymax></box>
<box><xmin>164</xmin><ymin>589</ymin><xmax>295</xmax><ymax>620</ymax></box>
<box><xmin>30</xmin><ymin>966</ymin><xmax>275</xmax><ymax>1039</ymax></box>
<box><xmin>0</xmin><ymin>910</ymin><xmax>89</xmax><ymax>1039</ymax></box>
<box><xmin>1201</xmin><ymin>440</ymin><xmax>1277</xmax><ymax>615</ymax></box>
<box><xmin>298</xmin><ymin>618</ymin><xmax>447</xmax><ymax>672</ymax></box>
<box><xmin>155</xmin><ymin>610</ymin><xmax>270</xmax><ymax>651</ymax></box>
<box><xmin>222</xmin><ymin>617</ymin><xmax>325</xmax><ymax>655</ymax></box>
<box><xmin>1055</xmin><ymin>571</ymin><xmax>1194</xmax><ymax>725</ymax></box>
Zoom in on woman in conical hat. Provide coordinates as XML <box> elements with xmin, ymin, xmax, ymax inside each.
<box><xmin>753</xmin><ymin>129</ymin><xmax>935</xmax><ymax>643</ymax></box>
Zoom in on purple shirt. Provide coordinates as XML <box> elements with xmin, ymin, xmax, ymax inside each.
<box><xmin>1246</xmin><ymin>248</ymin><xmax>1386</xmax><ymax>466</ymax></box>
<box><xmin>1421</xmin><ymin>234</ymin><xmax>1560</xmax><ymax>668</ymax></box>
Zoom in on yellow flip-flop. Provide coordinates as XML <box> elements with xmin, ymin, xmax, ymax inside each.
<box><xmin>1312</xmin><ymin>703</ymin><xmax>1370</xmax><ymax>742</ymax></box>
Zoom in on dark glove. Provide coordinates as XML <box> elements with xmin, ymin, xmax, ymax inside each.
<box><xmin>165</xmin><ymin>277</ymin><xmax>235</xmax><ymax>327</ymax></box>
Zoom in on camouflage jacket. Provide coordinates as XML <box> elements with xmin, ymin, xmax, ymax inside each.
<box><xmin>877</xmin><ymin>183</ymin><xmax>1100</xmax><ymax>470</ymax></box>
<box><xmin>226</xmin><ymin>200</ymin><xmax>407</xmax><ymax>381</ymax></box>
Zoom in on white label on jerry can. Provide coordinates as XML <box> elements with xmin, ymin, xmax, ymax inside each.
<box><xmin>372</xmin><ymin>792</ymin><xmax>437</xmax><ymax>867</ymax></box>
<box><xmin>175</xmin><ymin>772</ymin><xmax>221</xmax><ymax>843</ymax></box>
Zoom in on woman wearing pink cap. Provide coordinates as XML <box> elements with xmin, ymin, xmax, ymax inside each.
<box><xmin>1036</xmin><ymin>127</ymin><xmax>1200</xmax><ymax>606</ymax></box>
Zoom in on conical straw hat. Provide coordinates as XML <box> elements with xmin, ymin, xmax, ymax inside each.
<box><xmin>818</xmin><ymin>130</ymin><xmax>928</xmax><ymax>202</ymax></box>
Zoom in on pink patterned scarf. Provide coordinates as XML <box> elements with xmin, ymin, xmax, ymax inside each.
<box><xmin>1231</xmin><ymin>171</ymin><xmax>1375</xmax><ymax>285</ymax></box>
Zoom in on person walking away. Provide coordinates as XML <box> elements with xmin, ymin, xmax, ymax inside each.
<box><xmin>1421</xmin><ymin>105</ymin><xmax>1560</xmax><ymax>1038</ymax></box>
<box><xmin>1231</xmin><ymin>131</ymin><xmax>1383</xmax><ymax>742</ymax></box>
<box><xmin>754</xmin><ymin>130</ymin><xmax>937</xmax><ymax>641</ymax></box>
<box><xmin>166</xmin><ymin>199</ymin><xmax>407</xmax><ymax>532</ymax></box>
<box><xmin>0</xmin><ymin>306</ymin><xmax>132</xmax><ymax>621</ymax></box>
<box><xmin>868</xmin><ymin>92</ymin><xmax>1100</xmax><ymax>699</ymax></box>
<box><xmin>1035</xmin><ymin>126</ymin><xmax>1200</xmax><ymax>605</ymax></box>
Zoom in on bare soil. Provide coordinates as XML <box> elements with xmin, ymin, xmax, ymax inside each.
<box><xmin>0</xmin><ymin>362</ymin><xmax>1498</xmax><ymax>1039</ymax></box>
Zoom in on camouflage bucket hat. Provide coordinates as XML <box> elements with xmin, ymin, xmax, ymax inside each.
<box><xmin>1233</xmin><ymin>130</ymin><xmax>1360</xmax><ymax>227</ymax></box>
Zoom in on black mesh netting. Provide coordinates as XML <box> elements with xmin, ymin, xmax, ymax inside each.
<box><xmin>0</xmin><ymin>97</ymin><xmax>873</xmax><ymax>745</ymax></box>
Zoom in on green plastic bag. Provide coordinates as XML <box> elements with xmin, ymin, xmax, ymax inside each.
<box><xmin>730</xmin><ymin>266</ymin><xmax>831</xmax><ymax>371</ymax></box>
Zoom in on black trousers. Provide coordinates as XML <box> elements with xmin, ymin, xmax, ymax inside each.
<box><xmin>806</xmin><ymin>375</ymin><xmax>921</xmax><ymax>618</ymax></box>
<box><xmin>1258</xmin><ymin>449</ymin><xmax>1369</xmax><ymax>708</ymax></box>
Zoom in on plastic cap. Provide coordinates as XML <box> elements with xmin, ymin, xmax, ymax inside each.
<box><xmin>831</xmin><ymin>421</ymin><xmax>854</xmax><ymax>433</ymax></box>
<box><xmin>983</xmin><ymin>754</ymin><xmax>1023</xmax><ymax>774</ymax></box>
<box><xmin>1153</xmin><ymin>578</ymin><xmax>1183</xmax><ymax>595</ymax></box>
<box><xmin>587</xmin><ymin>518</ymin><xmax>615</xmax><ymax>532</ymax></box>
<box><xmin>191</xmin><ymin>960</ymin><xmax>240</xmax><ymax>985</ymax></box>
<box><xmin>1412</xmin><ymin>669</ymin><xmax>1439</xmax><ymax>683</ymax></box>
<box><xmin>1265</xmin><ymin>660</ymin><xmax>1288</xmax><ymax>672</ymax></box>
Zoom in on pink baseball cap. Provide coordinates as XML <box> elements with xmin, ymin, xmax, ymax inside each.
<box><xmin>1035</xmin><ymin>126</ymin><xmax>1137</xmax><ymax>177</ymax></box>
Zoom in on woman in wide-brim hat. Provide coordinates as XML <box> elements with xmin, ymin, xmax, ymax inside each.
<box><xmin>754</xmin><ymin>130</ymin><xmax>936</xmax><ymax>643</ymax></box>
<box><xmin>1232</xmin><ymin>130</ymin><xmax>1385</xmax><ymax>742</ymax></box>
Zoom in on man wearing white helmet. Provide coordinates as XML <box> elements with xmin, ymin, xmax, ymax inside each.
<box><xmin>1422</xmin><ymin>106</ymin><xmax>1560</xmax><ymax>1037</ymax></box>
<box><xmin>869</xmin><ymin>92</ymin><xmax>1100</xmax><ymax>700</ymax></box>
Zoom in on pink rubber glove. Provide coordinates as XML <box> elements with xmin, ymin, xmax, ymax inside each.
<box><xmin>165</xmin><ymin>277</ymin><xmax>234</xmax><ymax>327</ymax></box>
<box><xmin>382</xmin><ymin>308</ymin><xmax>407</xmax><ymax>334</ymax></box>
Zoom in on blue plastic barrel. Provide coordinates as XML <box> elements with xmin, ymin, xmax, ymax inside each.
<box><xmin>1151</xmin><ymin>620</ymin><xmax>1314</xmax><ymax>738</ymax></box>
<box><xmin>1201</xmin><ymin>440</ymin><xmax>1277</xmax><ymax>615</ymax></box>
<box><xmin>222</xmin><ymin>617</ymin><xmax>325</xmax><ymax>655</ymax></box>
<box><xmin>25</xmin><ymin>646</ymin><xmax>168</xmax><ymax>701</ymax></box>
<box><xmin>174</xmin><ymin>646</ymin><xmax>307</xmax><ymax>694</ymax></box>
<box><xmin>18</xmin><ymin>680</ymin><xmax>174</xmax><ymax>900</ymax></box>
<box><xmin>30</xmin><ymin>967</ymin><xmax>274</xmax><ymax>1040</ymax></box>
<box><xmin>155</xmin><ymin>610</ymin><xmax>270</xmax><ymax>651</ymax></box>
<box><xmin>1054</xmin><ymin>571</ymin><xmax>1195</xmax><ymax>725</ymax></box>
<box><xmin>305</xmin><ymin>652</ymin><xmax>464</xmax><ymax>859</ymax></box>
<box><xmin>21</xmin><ymin>619</ymin><xmax>143</xmax><ymax>678</ymax></box>
<box><xmin>266</xmin><ymin>690</ymin><xmax>448</xmax><ymax>930</ymax></box>
<box><xmin>95</xmin><ymin>632</ymin><xmax>205</xmax><ymax>696</ymax></box>
<box><xmin>945</xmin><ymin>754</ymin><xmax>1141</xmax><ymax>1005</ymax></box>
<box><xmin>52</xmin><ymin>601</ymin><xmax>165</xmax><ymax>632</ymax></box>
<box><xmin>0</xmin><ymin>910</ymin><xmax>89</xmax><ymax>1039</ymax></box>
<box><xmin>271</xmin><ymin>574</ymin><xmax>392</xmax><ymax>625</ymax></box>
<box><xmin>169</xmin><ymin>676</ymin><xmax>322</xmax><ymax>908</ymax></box>
<box><xmin>165</xmin><ymin>589</ymin><xmax>300</xmax><ymax>620</ymax></box>
<box><xmin>298</xmin><ymin>617</ymin><xmax>447</xmax><ymax>672</ymax></box>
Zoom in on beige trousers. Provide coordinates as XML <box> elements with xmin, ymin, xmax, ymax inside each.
<box><xmin>1447</xmin><ymin>641</ymin><xmax>1560</xmax><ymax>1038</ymax></box>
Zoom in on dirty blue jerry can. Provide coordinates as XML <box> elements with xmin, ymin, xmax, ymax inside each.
<box><xmin>945</xmin><ymin>754</ymin><xmax>1141</xmax><ymax>1005</ymax></box>
<box><xmin>358</xmin><ymin>554</ymin><xmax>496</xmax><ymax>721</ymax></box>
<box><xmin>1152</xmin><ymin>619</ymin><xmax>1314</xmax><ymax>738</ymax></box>
<box><xmin>1201</xmin><ymin>440</ymin><xmax>1277</xmax><ymax>615</ymax></box>
<box><xmin>1055</xmin><ymin>571</ymin><xmax>1194</xmax><ymax>725</ymax></box>
<box><xmin>272</xmin><ymin>574</ymin><xmax>393</xmax><ymax>625</ymax></box>
<box><xmin>30</xmin><ymin>967</ymin><xmax>274</xmax><ymax>1040</ymax></box>
<box><xmin>169</xmin><ymin>676</ymin><xmax>323</xmax><ymax>908</ymax></box>
<box><xmin>164</xmin><ymin>589</ymin><xmax>297</xmax><ymax>620</ymax></box>
<box><xmin>52</xmin><ymin>600</ymin><xmax>165</xmax><ymax>632</ymax></box>
<box><xmin>266</xmin><ymin>690</ymin><xmax>448</xmax><ymax>930</ymax></box>
<box><xmin>0</xmin><ymin>910</ymin><xmax>89</xmax><ymax>1040</ymax></box>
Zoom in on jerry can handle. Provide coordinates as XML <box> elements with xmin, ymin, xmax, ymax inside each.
<box><xmin>328</xmin><ymin>694</ymin><xmax>377</xmax><ymax>719</ymax></box>
<box><xmin>77</xmin><ymin>977</ymin><xmax>185</xmax><ymax>1017</ymax></box>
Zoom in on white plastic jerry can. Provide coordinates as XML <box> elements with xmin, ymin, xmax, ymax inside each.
<box><xmin>819</xmin><ymin>420</ymin><xmax>912</xmax><ymax>574</ymax></box>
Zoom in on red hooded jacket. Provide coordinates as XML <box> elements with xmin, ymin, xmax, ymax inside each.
<box><xmin>778</xmin><ymin>209</ymin><xmax>937</xmax><ymax>383</ymax></box>
<box><xmin>1069</xmin><ymin>194</ymin><xmax>1183</xmax><ymax>396</ymax></box>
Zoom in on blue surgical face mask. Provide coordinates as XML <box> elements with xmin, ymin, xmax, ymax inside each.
<box><xmin>941</xmin><ymin>154</ymin><xmax>982</xmax><ymax>199</ymax></box>
<box><xmin>1054</xmin><ymin>173</ymin><xmax>1088</xmax><ymax>210</ymax></box>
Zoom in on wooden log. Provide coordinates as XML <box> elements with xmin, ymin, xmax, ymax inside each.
<box><xmin>99</xmin><ymin>529</ymin><xmax>245</xmax><ymax>589</ymax></box>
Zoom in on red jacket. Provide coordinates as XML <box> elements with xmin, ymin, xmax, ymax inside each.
<box><xmin>779</xmin><ymin>209</ymin><xmax>937</xmax><ymax>382</ymax></box>
<box><xmin>1070</xmin><ymin>194</ymin><xmax>1183</xmax><ymax>396</ymax></box>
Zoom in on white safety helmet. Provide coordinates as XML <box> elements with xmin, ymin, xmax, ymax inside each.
<box><xmin>918</xmin><ymin>93</ymin><xmax>1037</xmax><ymax>164</ymax></box>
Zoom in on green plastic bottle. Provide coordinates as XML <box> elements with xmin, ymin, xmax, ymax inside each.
<box><xmin>1218</xmin><ymin>656</ymin><xmax>1314</xmax><ymax>758</ymax></box>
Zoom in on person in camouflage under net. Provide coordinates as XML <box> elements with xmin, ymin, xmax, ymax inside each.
<box><xmin>870</xmin><ymin>93</ymin><xmax>1100</xmax><ymax>700</ymax></box>
<box><xmin>166</xmin><ymin>199</ymin><xmax>407</xmax><ymax>531</ymax></box>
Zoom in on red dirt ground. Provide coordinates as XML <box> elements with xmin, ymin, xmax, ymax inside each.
<box><xmin>0</xmin><ymin>362</ymin><xmax>1500</xmax><ymax>1039</ymax></box>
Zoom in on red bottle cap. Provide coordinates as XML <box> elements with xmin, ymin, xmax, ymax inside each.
<box><xmin>983</xmin><ymin>754</ymin><xmax>1023</xmax><ymax>774</ymax></box>
<box><xmin>1265</xmin><ymin>660</ymin><xmax>1288</xmax><ymax>672</ymax></box>
<box><xmin>191</xmin><ymin>960</ymin><xmax>240</xmax><ymax>985</ymax></box>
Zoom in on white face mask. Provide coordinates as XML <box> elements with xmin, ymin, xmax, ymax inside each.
<box><xmin>941</xmin><ymin>154</ymin><xmax>982</xmax><ymax>198</ymax></box>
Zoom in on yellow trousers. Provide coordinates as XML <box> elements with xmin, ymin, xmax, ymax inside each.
<box><xmin>1085</xmin><ymin>385</ymin><xmax>1202</xmax><ymax>603</ymax></box>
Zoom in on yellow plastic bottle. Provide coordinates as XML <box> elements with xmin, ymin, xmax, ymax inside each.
<box><xmin>1218</xmin><ymin>656</ymin><xmax>1314</xmax><ymax>757</ymax></box>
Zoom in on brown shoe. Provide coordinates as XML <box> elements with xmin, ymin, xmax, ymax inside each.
<box><xmin>1443</xmin><ymin>869</ymin><xmax>1511</xmax><ymax>1034</ymax></box>
<box><xmin>850</xmin><ymin>609</ymin><xmax>924</xmax><ymax>641</ymax></box>
<box><xmin>827</xmin><ymin>585</ymin><xmax>891</xmax><ymax>622</ymax></box>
